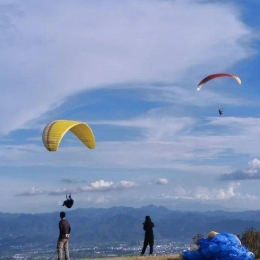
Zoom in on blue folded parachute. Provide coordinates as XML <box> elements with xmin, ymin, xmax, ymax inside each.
<box><xmin>182</xmin><ymin>233</ymin><xmax>255</xmax><ymax>260</ymax></box>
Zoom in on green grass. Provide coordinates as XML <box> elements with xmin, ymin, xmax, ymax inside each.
<box><xmin>81</xmin><ymin>255</ymin><xmax>260</xmax><ymax>260</ymax></box>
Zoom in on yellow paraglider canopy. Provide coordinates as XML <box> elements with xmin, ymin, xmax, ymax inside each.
<box><xmin>42</xmin><ymin>120</ymin><xmax>95</xmax><ymax>151</ymax></box>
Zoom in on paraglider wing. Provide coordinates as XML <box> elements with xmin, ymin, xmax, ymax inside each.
<box><xmin>42</xmin><ymin>120</ymin><xmax>95</xmax><ymax>151</ymax></box>
<box><xmin>197</xmin><ymin>73</ymin><xmax>241</xmax><ymax>91</ymax></box>
<box><xmin>182</xmin><ymin>232</ymin><xmax>255</xmax><ymax>260</ymax></box>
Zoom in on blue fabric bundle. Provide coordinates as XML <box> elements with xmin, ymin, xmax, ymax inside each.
<box><xmin>182</xmin><ymin>233</ymin><xmax>255</xmax><ymax>260</ymax></box>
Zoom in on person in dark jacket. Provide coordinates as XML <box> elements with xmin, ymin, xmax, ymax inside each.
<box><xmin>141</xmin><ymin>215</ymin><xmax>155</xmax><ymax>256</ymax></box>
<box><xmin>57</xmin><ymin>211</ymin><xmax>71</xmax><ymax>260</ymax></box>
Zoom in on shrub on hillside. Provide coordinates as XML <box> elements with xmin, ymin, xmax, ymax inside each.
<box><xmin>238</xmin><ymin>227</ymin><xmax>260</xmax><ymax>258</ymax></box>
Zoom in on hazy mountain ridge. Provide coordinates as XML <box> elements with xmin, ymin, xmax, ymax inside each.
<box><xmin>0</xmin><ymin>205</ymin><xmax>260</xmax><ymax>246</ymax></box>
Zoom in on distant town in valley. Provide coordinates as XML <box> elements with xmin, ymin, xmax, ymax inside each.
<box><xmin>1</xmin><ymin>240</ymin><xmax>189</xmax><ymax>259</ymax></box>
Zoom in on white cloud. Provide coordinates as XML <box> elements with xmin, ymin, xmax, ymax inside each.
<box><xmin>0</xmin><ymin>0</ymin><xmax>255</xmax><ymax>135</ymax></box>
<box><xmin>76</xmin><ymin>195</ymin><xmax>115</xmax><ymax>206</ymax></box>
<box><xmin>80</xmin><ymin>180</ymin><xmax>114</xmax><ymax>192</ymax></box>
<box><xmin>248</xmin><ymin>158</ymin><xmax>260</xmax><ymax>173</ymax></box>
<box><xmin>94</xmin><ymin>196</ymin><xmax>110</xmax><ymax>204</ymax></box>
<box><xmin>80</xmin><ymin>180</ymin><xmax>138</xmax><ymax>192</ymax></box>
<box><xmin>220</xmin><ymin>158</ymin><xmax>260</xmax><ymax>180</ymax></box>
<box><xmin>192</xmin><ymin>182</ymin><xmax>241</xmax><ymax>200</ymax></box>
<box><xmin>159</xmin><ymin>182</ymin><xmax>257</xmax><ymax>200</ymax></box>
<box><xmin>156</xmin><ymin>178</ymin><xmax>169</xmax><ymax>185</ymax></box>
<box><xmin>48</xmin><ymin>180</ymin><xmax>138</xmax><ymax>195</ymax></box>
<box><xmin>16</xmin><ymin>187</ymin><xmax>45</xmax><ymax>196</ymax></box>
<box><xmin>174</xmin><ymin>185</ymin><xmax>190</xmax><ymax>197</ymax></box>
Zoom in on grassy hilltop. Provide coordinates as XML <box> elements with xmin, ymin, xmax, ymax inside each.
<box><xmin>82</xmin><ymin>255</ymin><xmax>260</xmax><ymax>260</ymax></box>
<box><xmin>83</xmin><ymin>255</ymin><xmax>180</xmax><ymax>260</ymax></box>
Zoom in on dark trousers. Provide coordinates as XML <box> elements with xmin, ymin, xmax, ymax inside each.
<box><xmin>141</xmin><ymin>236</ymin><xmax>154</xmax><ymax>255</ymax></box>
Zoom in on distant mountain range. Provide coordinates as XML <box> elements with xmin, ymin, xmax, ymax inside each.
<box><xmin>169</xmin><ymin>200</ymin><xmax>246</xmax><ymax>212</ymax></box>
<box><xmin>1</xmin><ymin>204</ymin><xmax>260</xmax><ymax>246</ymax></box>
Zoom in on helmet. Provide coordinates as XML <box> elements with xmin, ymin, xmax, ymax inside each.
<box><xmin>208</xmin><ymin>231</ymin><xmax>218</xmax><ymax>238</ymax></box>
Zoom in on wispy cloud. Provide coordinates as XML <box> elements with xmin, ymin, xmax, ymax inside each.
<box><xmin>48</xmin><ymin>188</ymin><xmax>73</xmax><ymax>196</ymax></box>
<box><xmin>144</xmin><ymin>85</ymin><xmax>252</xmax><ymax>108</ymax></box>
<box><xmin>90</xmin><ymin>115</ymin><xmax>196</xmax><ymax>141</ymax></box>
<box><xmin>15</xmin><ymin>187</ymin><xmax>46</xmax><ymax>196</ymax></box>
<box><xmin>1</xmin><ymin>114</ymin><xmax>260</xmax><ymax>172</ymax></box>
<box><xmin>48</xmin><ymin>180</ymin><xmax>139</xmax><ymax>195</ymax></box>
<box><xmin>158</xmin><ymin>182</ymin><xmax>257</xmax><ymax>200</ymax></box>
<box><xmin>60</xmin><ymin>178</ymin><xmax>79</xmax><ymax>184</ymax></box>
<box><xmin>0</xmin><ymin>0</ymin><xmax>255</xmax><ymax>135</ymax></box>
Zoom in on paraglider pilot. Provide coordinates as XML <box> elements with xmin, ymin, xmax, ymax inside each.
<box><xmin>62</xmin><ymin>194</ymin><xmax>74</xmax><ymax>209</ymax></box>
<box><xmin>218</xmin><ymin>109</ymin><xmax>223</xmax><ymax>116</ymax></box>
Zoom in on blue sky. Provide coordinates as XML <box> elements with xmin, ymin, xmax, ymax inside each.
<box><xmin>1</xmin><ymin>0</ymin><xmax>260</xmax><ymax>213</ymax></box>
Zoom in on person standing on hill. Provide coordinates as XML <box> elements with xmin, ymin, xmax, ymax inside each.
<box><xmin>140</xmin><ymin>215</ymin><xmax>155</xmax><ymax>256</ymax></box>
<box><xmin>57</xmin><ymin>211</ymin><xmax>71</xmax><ymax>260</ymax></box>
